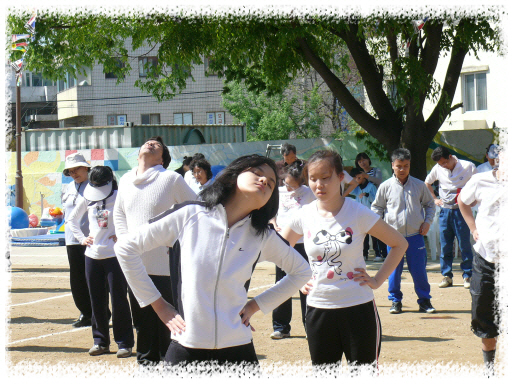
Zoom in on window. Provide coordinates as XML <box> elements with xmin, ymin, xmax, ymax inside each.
<box><xmin>141</xmin><ymin>114</ymin><xmax>161</xmax><ymax>124</ymax></box>
<box><xmin>25</xmin><ymin>73</ymin><xmax>31</xmax><ymax>87</ymax></box>
<box><xmin>107</xmin><ymin>114</ymin><xmax>127</xmax><ymax>126</ymax></box>
<box><xmin>463</xmin><ymin>72</ymin><xmax>487</xmax><ymax>112</ymax></box>
<box><xmin>206</xmin><ymin>112</ymin><xmax>225</xmax><ymax>124</ymax></box>
<box><xmin>204</xmin><ymin>56</ymin><xmax>221</xmax><ymax>77</ymax></box>
<box><xmin>174</xmin><ymin>113</ymin><xmax>193</xmax><ymax>125</ymax></box>
<box><xmin>105</xmin><ymin>58</ymin><xmax>125</xmax><ymax>79</ymax></box>
<box><xmin>172</xmin><ymin>64</ymin><xmax>192</xmax><ymax>78</ymax></box>
<box><xmin>138</xmin><ymin>57</ymin><xmax>158</xmax><ymax>77</ymax></box>
<box><xmin>32</xmin><ymin>73</ymin><xmax>43</xmax><ymax>86</ymax></box>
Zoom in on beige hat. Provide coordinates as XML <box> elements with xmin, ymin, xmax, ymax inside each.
<box><xmin>63</xmin><ymin>152</ymin><xmax>91</xmax><ymax>176</ymax></box>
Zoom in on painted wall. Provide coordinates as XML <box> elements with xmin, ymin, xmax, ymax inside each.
<box><xmin>5</xmin><ymin>137</ymin><xmax>392</xmax><ymax>216</ymax></box>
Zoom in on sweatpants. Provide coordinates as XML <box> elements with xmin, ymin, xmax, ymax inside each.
<box><xmin>66</xmin><ymin>244</ymin><xmax>92</xmax><ymax>319</ymax></box>
<box><xmin>85</xmin><ymin>256</ymin><xmax>134</xmax><ymax>349</ymax></box>
<box><xmin>470</xmin><ymin>252</ymin><xmax>499</xmax><ymax>339</ymax></box>
<box><xmin>387</xmin><ymin>234</ymin><xmax>431</xmax><ymax>305</ymax></box>
<box><xmin>272</xmin><ymin>243</ymin><xmax>308</xmax><ymax>334</ymax></box>
<box><xmin>305</xmin><ymin>300</ymin><xmax>381</xmax><ymax>366</ymax></box>
<box><xmin>128</xmin><ymin>274</ymin><xmax>173</xmax><ymax>365</ymax></box>
<box><xmin>165</xmin><ymin>339</ymin><xmax>259</xmax><ymax>366</ymax></box>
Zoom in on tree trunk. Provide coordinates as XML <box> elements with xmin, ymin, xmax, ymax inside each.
<box><xmin>401</xmin><ymin>120</ymin><xmax>432</xmax><ymax>180</ymax></box>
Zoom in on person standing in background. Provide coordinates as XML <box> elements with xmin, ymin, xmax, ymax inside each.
<box><xmin>61</xmin><ymin>152</ymin><xmax>93</xmax><ymax>328</ymax></box>
<box><xmin>114</xmin><ymin>136</ymin><xmax>196</xmax><ymax>366</ymax></box>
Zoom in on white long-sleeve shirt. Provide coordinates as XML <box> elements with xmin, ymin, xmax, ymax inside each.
<box><xmin>67</xmin><ymin>191</ymin><xmax>117</xmax><ymax>259</ymax></box>
<box><xmin>114</xmin><ymin>202</ymin><xmax>311</xmax><ymax>349</ymax></box>
<box><xmin>113</xmin><ymin>165</ymin><xmax>197</xmax><ymax>276</ymax></box>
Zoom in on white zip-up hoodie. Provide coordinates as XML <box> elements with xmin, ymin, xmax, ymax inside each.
<box><xmin>115</xmin><ymin>202</ymin><xmax>311</xmax><ymax>350</ymax></box>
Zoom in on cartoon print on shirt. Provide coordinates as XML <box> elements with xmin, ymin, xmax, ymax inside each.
<box><xmin>312</xmin><ymin>228</ymin><xmax>353</xmax><ymax>279</ymax></box>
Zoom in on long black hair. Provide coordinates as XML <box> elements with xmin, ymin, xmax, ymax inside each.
<box><xmin>284</xmin><ymin>159</ymin><xmax>306</xmax><ymax>185</ymax></box>
<box><xmin>199</xmin><ymin>154</ymin><xmax>279</xmax><ymax>236</ymax></box>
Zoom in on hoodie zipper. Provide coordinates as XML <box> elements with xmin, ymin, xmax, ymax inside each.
<box><xmin>213</xmin><ymin>210</ymin><xmax>230</xmax><ymax>349</ymax></box>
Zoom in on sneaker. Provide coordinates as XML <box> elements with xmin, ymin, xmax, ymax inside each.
<box><xmin>270</xmin><ymin>331</ymin><xmax>290</xmax><ymax>339</ymax></box>
<box><xmin>463</xmin><ymin>277</ymin><xmax>471</xmax><ymax>289</ymax></box>
<box><xmin>439</xmin><ymin>276</ymin><xmax>453</xmax><ymax>288</ymax></box>
<box><xmin>89</xmin><ymin>344</ymin><xmax>109</xmax><ymax>356</ymax></box>
<box><xmin>374</xmin><ymin>256</ymin><xmax>384</xmax><ymax>262</ymax></box>
<box><xmin>389</xmin><ymin>301</ymin><xmax>402</xmax><ymax>314</ymax></box>
<box><xmin>419</xmin><ymin>300</ymin><xmax>436</xmax><ymax>313</ymax></box>
<box><xmin>116</xmin><ymin>347</ymin><xmax>132</xmax><ymax>358</ymax></box>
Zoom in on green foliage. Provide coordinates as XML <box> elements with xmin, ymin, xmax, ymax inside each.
<box><xmin>354</xmin><ymin>130</ymin><xmax>390</xmax><ymax>163</ymax></box>
<box><xmin>222</xmin><ymin>81</ymin><xmax>324</xmax><ymax>141</ymax></box>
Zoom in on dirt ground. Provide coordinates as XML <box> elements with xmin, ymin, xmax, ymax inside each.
<box><xmin>4</xmin><ymin>245</ymin><xmax>502</xmax><ymax>377</ymax></box>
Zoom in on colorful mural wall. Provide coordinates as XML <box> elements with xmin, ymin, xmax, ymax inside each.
<box><xmin>6</xmin><ymin>129</ymin><xmax>493</xmax><ymax>217</ymax></box>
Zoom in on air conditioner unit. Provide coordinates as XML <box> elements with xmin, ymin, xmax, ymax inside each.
<box><xmin>125</xmin><ymin>122</ymin><xmax>134</xmax><ymax>127</ymax></box>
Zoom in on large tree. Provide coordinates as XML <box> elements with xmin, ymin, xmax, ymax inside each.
<box><xmin>8</xmin><ymin>8</ymin><xmax>501</xmax><ymax>178</ymax></box>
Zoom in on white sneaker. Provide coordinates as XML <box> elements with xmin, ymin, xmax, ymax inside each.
<box><xmin>89</xmin><ymin>344</ymin><xmax>109</xmax><ymax>356</ymax></box>
<box><xmin>439</xmin><ymin>276</ymin><xmax>453</xmax><ymax>288</ymax></box>
<box><xmin>374</xmin><ymin>257</ymin><xmax>384</xmax><ymax>262</ymax></box>
<box><xmin>463</xmin><ymin>277</ymin><xmax>471</xmax><ymax>289</ymax></box>
<box><xmin>270</xmin><ymin>331</ymin><xmax>290</xmax><ymax>339</ymax></box>
<box><xmin>116</xmin><ymin>347</ymin><xmax>132</xmax><ymax>358</ymax></box>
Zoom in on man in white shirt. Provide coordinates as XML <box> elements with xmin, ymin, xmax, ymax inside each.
<box><xmin>114</xmin><ymin>136</ymin><xmax>196</xmax><ymax>366</ymax></box>
<box><xmin>476</xmin><ymin>144</ymin><xmax>499</xmax><ymax>173</ymax></box>
<box><xmin>424</xmin><ymin>146</ymin><xmax>476</xmax><ymax>289</ymax></box>
<box><xmin>458</xmin><ymin>149</ymin><xmax>505</xmax><ymax>376</ymax></box>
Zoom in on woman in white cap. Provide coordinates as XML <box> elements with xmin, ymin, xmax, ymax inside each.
<box><xmin>67</xmin><ymin>166</ymin><xmax>134</xmax><ymax>358</ymax></box>
<box><xmin>62</xmin><ymin>152</ymin><xmax>93</xmax><ymax>328</ymax></box>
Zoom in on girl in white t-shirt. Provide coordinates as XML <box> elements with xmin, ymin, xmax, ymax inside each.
<box><xmin>269</xmin><ymin>160</ymin><xmax>316</xmax><ymax>339</ymax></box>
<box><xmin>68</xmin><ymin>166</ymin><xmax>134</xmax><ymax>359</ymax></box>
<box><xmin>281</xmin><ymin>149</ymin><xmax>407</xmax><ymax>370</ymax></box>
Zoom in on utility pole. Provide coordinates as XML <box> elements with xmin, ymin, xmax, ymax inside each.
<box><xmin>15</xmin><ymin>81</ymin><xmax>24</xmax><ymax>208</ymax></box>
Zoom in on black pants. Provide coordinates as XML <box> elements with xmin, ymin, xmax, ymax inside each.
<box><xmin>470</xmin><ymin>252</ymin><xmax>499</xmax><ymax>339</ymax></box>
<box><xmin>165</xmin><ymin>339</ymin><xmax>259</xmax><ymax>366</ymax></box>
<box><xmin>128</xmin><ymin>274</ymin><xmax>174</xmax><ymax>365</ymax></box>
<box><xmin>363</xmin><ymin>235</ymin><xmax>387</xmax><ymax>258</ymax></box>
<box><xmin>66</xmin><ymin>244</ymin><xmax>92</xmax><ymax>319</ymax></box>
<box><xmin>272</xmin><ymin>243</ymin><xmax>309</xmax><ymax>334</ymax></box>
<box><xmin>305</xmin><ymin>301</ymin><xmax>381</xmax><ymax>366</ymax></box>
<box><xmin>85</xmin><ymin>256</ymin><xmax>134</xmax><ymax>349</ymax></box>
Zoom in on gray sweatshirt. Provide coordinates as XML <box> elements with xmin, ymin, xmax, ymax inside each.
<box><xmin>371</xmin><ymin>175</ymin><xmax>435</xmax><ymax>237</ymax></box>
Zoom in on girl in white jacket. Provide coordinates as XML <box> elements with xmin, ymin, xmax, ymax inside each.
<box><xmin>115</xmin><ymin>155</ymin><xmax>311</xmax><ymax>367</ymax></box>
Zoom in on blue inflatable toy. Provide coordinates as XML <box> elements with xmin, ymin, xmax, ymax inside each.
<box><xmin>8</xmin><ymin>206</ymin><xmax>30</xmax><ymax>229</ymax></box>
<box><xmin>211</xmin><ymin>165</ymin><xmax>226</xmax><ymax>179</ymax></box>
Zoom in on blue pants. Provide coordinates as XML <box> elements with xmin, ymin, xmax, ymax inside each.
<box><xmin>438</xmin><ymin>207</ymin><xmax>473</xmax><ymax>279</ymax></box>
<box><xmin>388</xmin><ymin>234</ymin><xmax>431</xmax><ymax>304</ymax></box>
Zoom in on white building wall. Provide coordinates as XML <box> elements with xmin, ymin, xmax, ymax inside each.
<box><xmin>57</xmin><ymin>39</ymin><xmax>232</xmax><ymax>127</ymax></box>
<box><xmin>424</xmin><ymin>50</ymin><xmax>508</xmax><ymax>132</ymax></box>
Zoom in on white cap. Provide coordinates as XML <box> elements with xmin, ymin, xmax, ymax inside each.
<box><xmin>63</xmin><ymin>153</ymin><xmax>91</xmax><ymax>176</ymax></box>
<box><xmin>83</xmin><ymin>180</ymin><xmax>113</xmax><ymax>202</ymax></box>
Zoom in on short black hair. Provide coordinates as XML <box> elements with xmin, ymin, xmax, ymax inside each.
<box><xmin>281</xmin><ymin>143</ymin><xmax>296</xmax><ymax>156</ymax></box>
<box><xmin>199</xmin><ymin>154</ymin><xmax>279</xmax><ymax>236</ymax></box>
<box><xmin>349</xmin><ymin>167</ymin><xmax>364</xmax><ymax>178</ymax></box>
<box><xmin>192</xmin><ymin>153</ymin><xmax>205</xmax><ymax>161</ymax></box>
<box><xmin>355</xmin><ymin>152</ymin><xmax>371</xmax><ymax>168</ymax></box>
<box><xmin>89</xmin><ymin>165</ymin><xmax>118</xmax><ymax>190</ymax></box>
<box><xmin>431</xmin><ymin>146</ymin><xmax>451</xmax><ymax>162</ymax></box>
<box><xmin>190</xmin><ymin>158</ymin><xmax>213</xmax><ymax>181</ymax></box>
<box><xmin>391</xmin><ymin>148</ymin><xmax>412</xmax><ymax>163</ymax></box>
<box><xmin>183</xmin><ymin>156</ymin><xmax>193</xmax><ymax>166</ymax></box>
<box><xmin>143</xmin><ymin>136</ymin><xmax>171</xmax><ymax>169</ymax></box>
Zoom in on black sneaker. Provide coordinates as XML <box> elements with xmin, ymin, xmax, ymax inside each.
<box><xmin>389</xmin><ymin>301</ymin><xmax>402</xmax><ymax>314</ymax></box>
<box><xmin>419</xmin><ymin>300</ymin><xmax>436</xmax><ymax>313</ymax></box>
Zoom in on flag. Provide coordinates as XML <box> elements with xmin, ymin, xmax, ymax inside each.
<box><xmin>16</xmin><ymin>72</ymin><xmax>23</xmax><ymax>87</ymax></box>
<box><xmin>11</xmin><ymin>58</ymin><xmax>24</xmax><ymax>72</ymax></box>
<box><xmin>414</xmin><ymin>17</ymin><xmax>429</xmax><ymax>34</ymax></box>
<box><xmin>12</xmin><ymin>34</ymin><xmax>33</xmax><ymax>43</ymax></box>
<box><xmin>25</xmin><ymin>12</ymin><xmax>37</xmax><ymax>34</ymax></box>
<box><xmin>12</xmin><ymin>43</ymin><xmax>27</xmax><ymax>51</ymax></box>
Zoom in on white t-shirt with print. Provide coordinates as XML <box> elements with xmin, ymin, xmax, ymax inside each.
<box><xmin>288</xmin><ymin>198</ymin><xmax>379</xmax><ymax>309</ymax></box>
<box><xmin>459</xmin><ymin>171</ymin><xmax>505</xmax><ymax>263</ymax></box>
<box><xmin>276</xmin><ymin>185</ymin><xmax>316</xmax><ymax>244</ymax></box>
